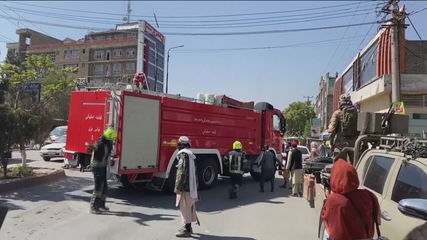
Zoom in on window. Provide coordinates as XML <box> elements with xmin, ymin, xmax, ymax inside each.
<box><xmin>272</xmin><ymin>114</ymin><xmax>281</xmax><ymax>131</ymax></box>
<box><xmin>342</xmin><ymin>67</ymin><xmax>353</xmax><ymax>94</ymax></box>
<box><xmin>413</xmin><ymin>113</ymin><xmax>427</xmax><ymax>120</ymax></box>
<box><xmin>64</xmin><ymin>49</ymin><xmax>79</xmax><ymax>60</ymax></box>
<box><xmin>148</xmin><ymin>64</ymin><xmax>155</xmax><ymax>78</ymax></box>
<box><xmin>149</xmin><ymin>49</ymin><xmax>156</xmax><ymax>63</ymax></box>
<box><xmin>402</xmin><ymin>95</ymin><xmax>427</xmax><ymax>108</ymax></box>
<box><xmin>363</xmin><ymin>155</ymin><xmax>394</xmax><ymax>194</ymax></box>
<box><xmin>127</xmin><ymin>48</ymin><xmax>136</xmax><ymax>58</ymax></box>
<box><xmin>156</xmin><ymin>68</ymin><xmax>164</xmax><ymax>82</ymax></box>
<box><xmin>94</xmin><ymin>50</ymin><xmax>104</xmax><ymax>60</ymax></box>
<box><xmin>82</xmin><ymin>49</ymin><xmax>86</xmax><ymax>54</ymax></box>
<box><xmin>125</xmin><ymin>62</ymin><xmax>135</xmax><ymax>74</ymax></box>
<box><xmin>113</xmin><ymin>49</ymin><xmax>123</xmax><ymax>58</ymax></box>
<box><xmin>362</xmin><ymin>156</ymin><xmax>374</xmax><ymax>181</ymax></box>
<box><xmin>112</xmin><ymin>63</ymin><xmax>122</xmax><ymax>75</ymax></box>
<box><xmin>359</xmin><ymin>41</ymin><xmax>378</xmax><ymax>89</ymax></box>
<box><xmin>297</xmin><ymin>147</ymin><xmax>309</xmax><ymax>155</ymax></box>
<box><xmin>93</xmin><ymin>64</ymin><xmax>104</xmax><ymax>75</ymax></box>
<box><xmin>106</xmin><ymin>50</ymin><xmax>111</xmax><ymax>60</ymax></box>
<box><xmin>391</xmin><ymin>163</ymin><xmax>427</xmax><ymax>202</ymax></box>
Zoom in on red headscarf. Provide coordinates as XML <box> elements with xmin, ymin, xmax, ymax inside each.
<box><xmin>321</xmin><ymin>159</ymin><xmax>381</xmax><ymax>240</ymax></box>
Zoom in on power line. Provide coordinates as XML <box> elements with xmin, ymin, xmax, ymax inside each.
<box><xmin>410</xmin><ymin>7</ymin><xmax>427</xmax><ymax>16</ymax></box>
<box><xmin>174</xmin><ymin>36</ymin><xmax>365</xmax><ymax>53</ymax></box>
<box><xmin>163</xmin><ymin>21</ymin><xmax>380</xmax><ymax>36</ymax></box>
<box><xmin>407</xmin><ymin>15</ymin><xmax>423</xmax><ymax>41</ymax></box>
<box><xmin>6</xmin><ymin>5</ymin><xmax>374</xmax><ymax>29</ymax></box>
<box><xmin>322</xmin><ymin>2</ymin><xmax>364</xmax><ymax>73</ymax></box>
<box><xmin>3</xmin><ymin>3</ymin><xmax>379</xmax><ymax>26</ymax></box>
<box><xmin>1</xmin><ymin>4</ymin><xmax>51</xmax><ymax>37</ymax></box>
<box><xmin>8</xmin><ymin>1</ymin><xmax>376</xmax><ymax>19</ymax></box>
<box><xmin>0</xmin><ymin>13</ymin><xmax>107</xmax><ymax>31</ymax></box>
<box><xmin>0</xmin><ymin>32</ymin><xmax>13</xmax><ymax>42</ymax></box>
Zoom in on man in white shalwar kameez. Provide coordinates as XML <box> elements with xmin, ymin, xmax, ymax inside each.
<box><xmin>174</xmin><ymin>136</ymin><xmax>199</xmax><ymax>238</ymax></box>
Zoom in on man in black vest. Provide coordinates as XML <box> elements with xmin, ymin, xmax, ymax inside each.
<box><xmin>286</xmin><ymin>141</ymin><xmax>303</xmax><ymax>197</ymax></box>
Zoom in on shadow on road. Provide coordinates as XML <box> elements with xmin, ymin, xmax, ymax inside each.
<box><xmin>192</xmin><ymin>234</ymin><xmax>257</xmax><ymax>240</ymax></box>
<box><xmin>103</xmin><ymin>175</ymin><xmax>289</xmax><ymax>213</ymax></box>
<box><xmin>0</xmin><ymin>175</ymin><xmax>93</xmax><ymax>211</ymax></box>
<box><xmin>103</xmin><ymin>211</ymin><xmax>176</xmax><ymax>226</ymax></box>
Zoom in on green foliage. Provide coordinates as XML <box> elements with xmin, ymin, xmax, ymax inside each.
<box><xmin>0</xmin><ymin>53</ymin><xmax>77</xmax><ymax>162</ymax></box>
<box><xmin>283</xmin><ymin>101</ymin><xmax>316</xmax><ymax>137</ymax></box>
<box><xmin>10</xmin><ymin>165</ymin><xmax>33</xmax><ymax>178</ymax></box>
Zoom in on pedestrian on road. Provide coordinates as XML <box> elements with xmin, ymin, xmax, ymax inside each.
<box><xmin>286</xmin><ymin>141</ymin><xmax>303</xmax><ymax>197</ymax></box>
<box><xmin>259</xmin><ymin>146</ymin><xmax>280</xmax><ymax>193</ymax></box>
<box><xmin>88</xmin><ymin>127</ymin><xmax>116</xmax><ymax>214</ymax></box>
<box><xmin>280</xmin><ymin>141</ymin><xmax>291</xmax><ymax>188</ymax></box>
<box><xmin>174</xmin><ymin>136</ymin><xmax>199</xmax><ymax>238</ymax></box>
<box><xmin>226</xmin><ymin>140</ymin><xmax>246</xmax><ymax>199</ymax></box>
<box><xmin>321</xmin><ymin>158</ymin><xmax>381</xmax><ymax>240</ymax></box>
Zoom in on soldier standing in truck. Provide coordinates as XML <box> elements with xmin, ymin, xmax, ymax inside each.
<box><xmin>328</xmin><ymin>95</ymin><xmax>358</xmax><ymax>162</ymax></box>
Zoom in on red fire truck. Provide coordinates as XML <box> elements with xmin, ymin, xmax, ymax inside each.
<box><xmin>64</xmin><ymin>89</ymin><xmax>285</xmax><ymax>190</ymax></box>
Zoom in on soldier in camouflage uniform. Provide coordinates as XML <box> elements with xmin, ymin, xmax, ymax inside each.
<box><xmin>175</xmin><ymin>136</ymin><xmax>199</xmax><ymax>238</ymax></box>
<box><xmin>328</xmin><ymin>95</ymin><xmax>358</xmax><ymax>162</ymax></box>
<box><xmin>89</xmin><ymin>127</ymin><xmax>116</xmax><ymax>214</ymax></box>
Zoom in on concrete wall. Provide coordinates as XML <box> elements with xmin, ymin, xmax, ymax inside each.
<box><xmin>405</xmin><ymin>41</ymin><xmax>427</xmax><ymax>74</ymax></box>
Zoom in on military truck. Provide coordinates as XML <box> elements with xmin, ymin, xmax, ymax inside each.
<box><xmin>313</xmin><ymin>110</ymin><xmax>427</xmax><ymax>239</ymax></box>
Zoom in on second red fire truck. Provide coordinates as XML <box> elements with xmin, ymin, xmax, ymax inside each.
<box><xmin>64</xmin><ymin>87</ymin><xmax>285</xmax><ymax>190</ymax></box>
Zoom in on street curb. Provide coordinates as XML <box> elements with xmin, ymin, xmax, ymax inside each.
<box><xmin>0</xmin><ymin>169</ymin><xmax>66</xmax><ymax>194</ymax></box>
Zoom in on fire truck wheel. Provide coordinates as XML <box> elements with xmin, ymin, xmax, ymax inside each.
<box><xmin>197</xmin><ymin>158</ymin><xmax>218</xmax><ymax>189</ymax></box>
<box><xmin>120</xmin><ymin>175</ymin><xmax>132</xmax><ymax>189</ymax></box>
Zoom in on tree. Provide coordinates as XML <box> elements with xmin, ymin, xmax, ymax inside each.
<box><xmin>283</xmin><ymin>101</ymin><xmax>316</xmax><ymax>137</ymax></box>
<box><xmin>0</xmin><ymin>105</ymin><xmax>16</xmax><ymax>177</ymax></box>
<box><xmin>0</xmin><ymin>54</ymin><xmax>77</xmax><ymax>165</ymax></box>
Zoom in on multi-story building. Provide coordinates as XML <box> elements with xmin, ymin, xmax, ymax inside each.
<box><xmin>332</xmin><ymin>24</ymin><xmax>427</xmax><ymax>137</ymax></box>
<box><xmin>315</xmin><ymin>72</ymin><xmax>337</xmax><ymax>130</ymax></box>
<box><xmin>7</xmin><ymin>21</ymin><xmax>165</xmax><ymax>92</ymax></box>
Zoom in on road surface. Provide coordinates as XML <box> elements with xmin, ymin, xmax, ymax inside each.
<box><xmin>0</xmin><ymin>151</ymin><xmax>318</xmax><ymax>240</ymax></box>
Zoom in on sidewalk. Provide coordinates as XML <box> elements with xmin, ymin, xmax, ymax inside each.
<box><xmin>0</xmin><ymin>150</ymin><xmax>67</xmax><ymax>193</ymax></box>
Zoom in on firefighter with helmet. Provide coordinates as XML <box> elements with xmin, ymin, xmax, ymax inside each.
<box><xmin>88</xmin><ymin>127</ymin><xmax>117</xmax><ymax>214</ymax></box>
<box><xmin>226</xmin><ymin>140</ymin><xmax>247</xmax><ymax>199</ymax></box>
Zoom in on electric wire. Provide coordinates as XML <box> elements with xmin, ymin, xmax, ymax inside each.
<box><xmin>174</xmin><ymin>36</ymin><xmax>366</xmax><ymax>53</ymax></box>
<box><xmin>7</xmin><ymin>1</ymin><xmax>376</xmax><ymax>19</ymax></box>
<box><xmin>407</xmin><ymin>15</ymin><xmax>423</xmax><ymax>41</ymax></box>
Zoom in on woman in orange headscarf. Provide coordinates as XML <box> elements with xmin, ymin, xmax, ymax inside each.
<box><xmin>321</xmin><ymin>159</ymin><xmax>381</xmax><ymax>240</ymax></box>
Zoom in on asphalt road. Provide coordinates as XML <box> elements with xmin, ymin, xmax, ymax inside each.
<box><xmin>0</xmin><ymin>151</ymin><xmax>318</xmax><ymax>240</ymax></box>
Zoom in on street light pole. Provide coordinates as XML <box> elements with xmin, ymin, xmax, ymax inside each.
<box><xmin>165</xmin><ymin>45</ymin><xmax>184</xmax><ymax>94</ymax></box>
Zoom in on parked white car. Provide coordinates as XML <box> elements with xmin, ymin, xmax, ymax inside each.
<box><xmin>45</xmin><ymin>126</ymin><xmax>67</xmax><ymax>144</ymax></box>
<box><xmin>298</xmin><ymin>145</ymin><xmax>311</xmax><ymax>162</ymax></box>
<box><xmin>40</xmin><ymin>135</ymin><xmax>66</xmax><ymax>161</ymax></box>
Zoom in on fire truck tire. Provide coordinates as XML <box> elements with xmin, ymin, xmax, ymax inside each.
<box><xmin>120</xmin><ymin>175</ymin><xmax>133</xmax><ymax>189</ymax></box>
<box><xmin>197</xmin><ymin>158</ymin><xmax>218</xmax><ymax>189</ymax></box>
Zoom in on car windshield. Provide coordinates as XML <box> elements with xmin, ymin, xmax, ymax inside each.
<box><xmin>298</xmin><ymin>147</ymin><xmax>309</xmax><ymax>154</ymax></box>
<box><xmin>51</xmin><ymin>127</ymin><xmax>67</xmax><ymax>137</ymax></box>
<box><xmin>55</xmin><ymin>135</ymin><xmax>67</xmax><ymax>143</ymax></box>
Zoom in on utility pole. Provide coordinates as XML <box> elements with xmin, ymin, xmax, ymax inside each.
<box><xmin>123</xmin><ymin>0</ymin><xmax>132</xmax><ymax>23</ymax></box>
<box><xmin>384</xmin><ymin>0</ymin><xmax>406</xmax><ymax>103</ymax></box>
<box><xmin>303</xmin><ymin>96</ymin><xmax>313</xmax><ymax>104</ymax></box>
<box><xmin>165</xmin><ymin>45</ymin><xmax>184</xmax><ymax>94</ymax></box>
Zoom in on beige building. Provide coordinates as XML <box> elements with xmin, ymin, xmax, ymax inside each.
<box><xmin>315</xmin><ymin>72</ymin><xmax>337</xmax><ymax>130</ymax></box>
<box><xmin>333</xmin><ymin>26</ymin><xmax>427</xmax><ymax>137</ymax></box>
<box><xmin>7</xmin><ymin>21</ymin><xmax>165</xmax><ymax>92</ymax></box>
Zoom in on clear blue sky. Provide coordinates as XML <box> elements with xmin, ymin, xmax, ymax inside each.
<box><xmin>0</xmin><ymin>1</ymin><xmax>426</xmax><ymax>110</ymax></box>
